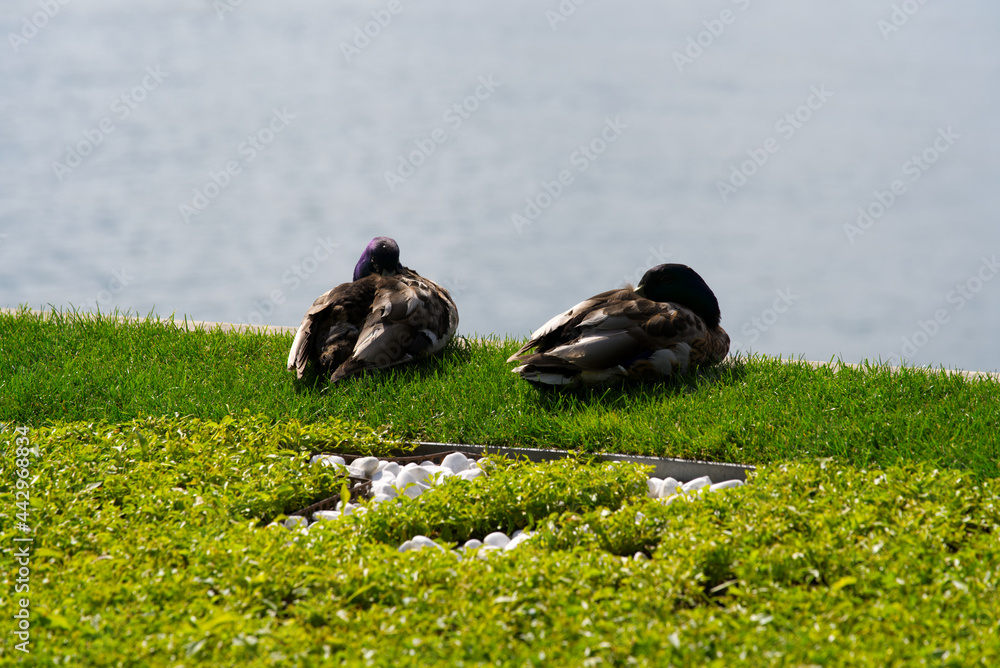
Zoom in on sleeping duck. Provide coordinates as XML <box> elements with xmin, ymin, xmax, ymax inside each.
<box><xmin>286</xmin><ymin>236</ymin><xmax>459</xmax><ymax>383</ymax></box>
<box><xmin>507</xmin><ymin>263</ymin><xmax>729</xmax><ymax>388</ymax></box>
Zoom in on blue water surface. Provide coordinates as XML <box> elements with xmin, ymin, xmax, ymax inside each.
<box><xmin>1</xmin><ymin>0</ymin><xmax>998</xmax><ymax>371</ymax></box>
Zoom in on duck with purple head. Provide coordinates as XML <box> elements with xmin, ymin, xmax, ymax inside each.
<box><xmin>287</xmin><ymin>237</ymin><xmax>459</xmax><ymax>383</ymax></box>
<box><xmin>507</xmin><ymin>263</ymin><xmax>730</xmax><ymax>389</ymax></box>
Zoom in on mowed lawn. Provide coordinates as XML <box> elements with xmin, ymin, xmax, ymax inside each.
<box><xmin>2</xmin><ymin>308</ymin><xmax>998</xmax><ymax>475</ymax></box>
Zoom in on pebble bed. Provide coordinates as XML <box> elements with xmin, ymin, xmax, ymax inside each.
<box><xmin>282</xmin><ymin>451</ymin><xmax>745</xmax><ymax>558</ymax></box>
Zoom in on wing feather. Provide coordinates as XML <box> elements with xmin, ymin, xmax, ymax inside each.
<box><xmin>329</xmin><ymin>269</ymin><xmax>458</xmax><ymax>382</ymax></box>
<box><xmin>509</xmin><ymin>287</ymin><xmax>729</xmax><ymax>388</ymax></box>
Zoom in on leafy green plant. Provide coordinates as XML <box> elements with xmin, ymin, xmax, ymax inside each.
<box><xmin>347</xmin><ymin>456</ymin><xmax>648</xmax><ymax>544</ymax></box>
<box><xmin>2</xmin><ymin>417</ymin><xmax>999</xmax><ymax>665</ymax></box>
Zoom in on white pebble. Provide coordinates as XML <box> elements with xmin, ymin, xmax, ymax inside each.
<box><xmin>421</xmin><ymin>465</ymin><xmax>450</xmax><ymax>483</ymax></box>
<box><xmin>370</xmin><ymin>483</ymin><xmax>398</xmax><ymax>499</ymax></box>
<box><xmin>457</xmin><ymin>468</ymin><xmax>484</xmax><ymax>482</ymax></box>
<box><xmin>381</xmin><ymin>461</ymin><xmax>401</xmax><ymax>476</ymax></box>
<box><xmin>647</xmin><ymin>477</ymin><xmax>663</xmax><ymax>498</ymax></box>
<box><xmin>351</xmin><ymin>457</ymin><xmax>379</xmax><ymax>477</ymax></box>
<box><xmin>429</xmin><ymin>468</ymin><xmax>455</xmax><ymax>485</ymax></box>
<box><xmin>681</xmin><ymin>476</ymin><xmax>712</xmax><ymax>493</ymax></box>
<box><xmin>420</xmin><ymin>460</ymin><xmax>436</xmax><ymax>467</ymax></box>
<box><xmin>463</xmin><ymin>538</ymin><xmax>483</xmax><ymax>550</ymax></box>
<box><xmin>394</xmin><ymin>469</ymin><xmax>418</xmax><ymax>489</ymax></box>
<box><xmin>311</xmin><ymin>455</ymin><xmax>346</xmax><ymax>470</ymax></box>
<box><xmin>504</xmin><ymin>532</ymin><xmax>532</xmax><ymax>551</ymax></box>
<box><xmin>483</xmin><ymin>531</ymin><xmax>510</xmax><ymax>548</ymax></box>
<box><xmin>659</xmin><ymin>477</ymin><xmax>681</xmax><ymax>498</ymax></box>
<box><xmin>476</xmin><ymin>545</ymin><xmax>500</xmax><ymax>559</ymax></box>
<box><xmin>371</xmin><ymin>469</ymin><xmax>396</xmax><ymax>484</ymax></box>
<box><xmin>335</xmin><ymin>501</ymin><xmax>358</xmax><ymax>516</ymax></box>
<box><xmin>312</xmin><ymin>510</ymin><xmax>341</xmax><ymax>522</ymax></box>
<box><xmin>441</xmin><ymin>452</ymin><xmax>471</xmax><ymax>473</ymax></box>
<box><xmin>709</xmin><ymin>479</ymin><xmax>744</xmax><ymax>492</ymax></box>
<box><xmin>370</xmin><ymin>493</ymin><xmax>394</xmax><ymax>505</ymax></box>
<box><xmin>283</xmin><ymin>516</ymin><xmax>308</xmax><ymax>530</ymax></box>
<box><xmin>399</xmin><ymin>466</ymin><xmax>431</xmax><ymax>486</ymax></box>
<box><xmin>399</xmin><ymin>535</ymin><xmax>445</xmax><ymax>553</ymax></box>
<box><xmin>401</xmin><ymin>482</ymin><xmax>426</xmax><ymax>499</ymax></box>
<box><xmin>412</xmin><ymin>535</ymin><xmax>441</xmax><ymax>549</ymax></box>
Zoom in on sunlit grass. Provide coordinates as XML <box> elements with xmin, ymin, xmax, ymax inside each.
<box><xmin>2</xmin><ymin>307</ymin><xmax>998</xmax><ymax>476</ymax></box>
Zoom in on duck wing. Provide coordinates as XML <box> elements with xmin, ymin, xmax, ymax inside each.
<box><xmin>509</xmin><ymin>289</ymin><xmax>729</xmax><ymax>386</ymax></box>
<box><xmin>286</xmin><ymin>277</ymin><xmax>379</xmax><ymax>379</ymax></box>
<box><xmin>330</xmin><ymin>269</ymin><xmax>458</xmax><ymax>382</ymax></box>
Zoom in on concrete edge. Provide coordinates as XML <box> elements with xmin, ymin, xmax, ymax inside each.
<box><xmin>4</xmin><ymin>306</ymin><xmax>998</xmax><ymax>381</ymax></box>
<box><xmin>0</xmin><ymin>306</ymin><xmax>298</xmax><ymax>335</ymax></box>
<box><xmin>413</xmin><ymin>441</ymin><xmax>754</xmax><ymax>483</ymax></box>
<box><xmin>781</xmin><ymin>358</ymin><xmax>1000</xmax><ymax>382</ymax></box>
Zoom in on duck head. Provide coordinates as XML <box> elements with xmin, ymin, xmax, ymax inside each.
<box><xmin>635</xmin><ymin>263</ymin><xmax>722</xmax><ymax>329</ymax></box>
<box><xmin>353</xmin><ymin>236</ymin><xmax>402</xmax><ymax>281</ymax></box>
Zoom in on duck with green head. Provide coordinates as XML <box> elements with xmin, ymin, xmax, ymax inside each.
<box><xmin>287</xmin><ymin>236</ymin><xmax>459</xmax><ymax>383</ymax></box>
<box><xmin>508</xmin><ymin>263</ymin><xmax>730</xmax><ymax>388</ymax></box>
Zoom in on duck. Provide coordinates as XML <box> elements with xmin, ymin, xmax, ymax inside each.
<box><xmin>286</xmin><ymin>236</ymin><xmax>459</xmax><ymax>383</ymax></box>
<box><xmin>507</xmin><ymin>263</ymin><xmax>730</xmax><ymax>388</ymax></box>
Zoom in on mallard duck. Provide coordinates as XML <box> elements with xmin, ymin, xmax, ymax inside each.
<box><xmin>507</xmin><ymin>263</ymin><xmax>729</xmax><ymax>388</ymax></box>
<box><xmin>286</xmin><ymin>237</ymin><xmax>459</xmax><ymax>383</ymax></box>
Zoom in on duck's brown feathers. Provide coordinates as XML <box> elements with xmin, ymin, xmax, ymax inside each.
<box><xmin>507</xmin><ymin>287</ymin><xmax>729</xmax><ymax>387</ymax></box>
<box><xmin>287</xmin><ymin>268</ymin><xmax>458</xmax><ymax>383</ymax></box>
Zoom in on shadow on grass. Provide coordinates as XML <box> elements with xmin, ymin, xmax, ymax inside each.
<box><xmin>527</xmin><ymin>357</ymin><xmax>749</xmax><ymax>411</ymax></box>
<box><xmin>291</xmin><ymin>337</ymin><xmax>476</xmax><ymax>394</ymax></box>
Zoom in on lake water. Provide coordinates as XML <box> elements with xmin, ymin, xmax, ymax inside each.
<box><xmin>2</xmin><ymin>0</ymin><xmax>999</xmax><ymax>371</ymax></box>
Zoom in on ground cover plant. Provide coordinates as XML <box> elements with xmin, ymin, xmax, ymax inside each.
<box><xmin>2</xmin><ymin>308</ymin><xmax>998</xmax><ymax>476</ymax></box>
<box><xmin>1</xmin><ymin>417</ymin><xmax>998</xmax><ymax>665</ymax></box>
<box><xmin>2</xmin><ymin>309</ymin><xmax>999</xmax><ymax>665</ymax></box>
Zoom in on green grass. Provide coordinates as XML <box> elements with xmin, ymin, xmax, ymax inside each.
<box><xmin>2</xmin><ymin>417</ymin><xmax>998</xmax><ymax>666</ymax></box>
<box><xmin>3</xmin><ymin>308</ymin><xmax>1000</xmax><ymax>665</ymax></box>
<box><xmin>2</xmin><ymin>308</ymin><xmax>998</xmax><ymax>477</ymax></box>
